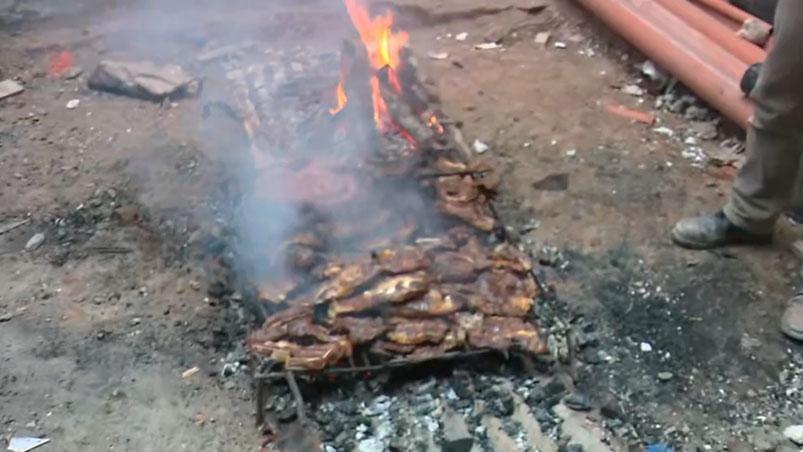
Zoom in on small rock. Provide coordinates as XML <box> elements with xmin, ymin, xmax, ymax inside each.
<box><xmin>534</xmin><ymin>32</ymin><xmax>551</xmax><ymax>46</ymax></box>
<box><xmin>25</xmin><ymin>233</ymin><xmax>45</xmax><ymax>251</ymax></box>
<box><xmin>599</xmin><ymin>392</ymin><xmax>624</xmax><ymax>419</ymax></box>
<box><xmin>783</xmin><ymin>425</ymin><xmax>803</xmax><ymax>445</ymax></box>
<box><xmin>621</xmin><ymin>84</ymin><xmax>644</xmax><ymax>96</ymax></box>
<box><xmin>640</xmin><ymin>342</ymin><xmax>653</xmax><ymax>352</ymax></box>
<box><xmin>564</xmin><ymin>392</ymin><xmax>592</xmax><ymax>412</ymax></box>
<box><xmin>182</xmin><ymin>366</ymin><xmax>200</xmax><ymax>379</ymax></box>
<box><xmin>66</xmin><ymin>98</ymin><xmax>80</xmax><ymax>109</ymax></box>
<box><xmin>750</xmin><ymin>431</ymin><xmax>778</xmax><ymax>452</ymax></box>
<box><xmin>441</xmin><ymin>408</ymin><xmax>473</xmax><ymax>452</ymax></box>
<box><xmin>0</xmin><ymin>79</ymin><xmax>24</xmax><ymax>100</ymax></box>
<box><xmin>64</xmin><ymin>66</ymin><xmax>84</xmax><ymax>79</ymax></box>
<box><xmin>189</xmin><ymin>280</ymin><xmax>201</xmax><ymax>291</ymax></box>
<box><xmin>455</xmin><ymin>32</ymin><xmax>468</xmax><ymax>41</ymax></box>
<box><xmin>727</xmin><ymin>440</ymin><xmax>752</xmax><ymax>452</ymax></box>
<box><xmin>553</xmin><ymin>41</ymin><xmax>567</xmax><ymax>49</ymax></box>
<box><xmin>130</xmin><ymin>317</ymin><xmax>142</xmax><ymax>326</ymax></box>
<box><xmin>427</xmin><ymin>51</ymin><xmax>449</xmax><ymax>60</ymax></box>
<box><xmin>474</xmin><ymin>42</ymin><xmax>503</xmax><ymax>51</ymax></box>
<box><xmin>472</xmin><ymin>139</ymin><xmax>490</xmax><ymax>154</ymax></box>
<box><xmin>657</xmin><ymin>372</ymin><xmax>674</xmax><ymax>382</ymax></box>
<box><xmin>684</xmin><ymin>105</ymin><xmax>709</xmax><ymax>121</ymax></box>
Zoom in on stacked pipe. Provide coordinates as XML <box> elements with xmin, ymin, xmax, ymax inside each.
<box><xmin>575</xmin><ymin>0</ymin><xmax>770</xmax><ymax>129</ymax></box>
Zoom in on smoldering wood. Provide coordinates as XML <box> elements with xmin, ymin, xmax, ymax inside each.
<box><xmin>376</xmin><ymin>67</ymin><xmax>434</xmax><ymax>145</ymax></box>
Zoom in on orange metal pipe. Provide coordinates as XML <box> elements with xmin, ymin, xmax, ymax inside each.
<box><xmin>690</xmin><ymin>0</ymin><xmax>770</xmax><ymax>27</ymax></box>
<box><xmin>653</xmin><ymin>0</ymin><xmax>765</xmax><ymax>64</ymax></box>
<box><xmin>575</xmin><ymin>0</ymin><xmax>752</xmax><ymax>129</ymax></box>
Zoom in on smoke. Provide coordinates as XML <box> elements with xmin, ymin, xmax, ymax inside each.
<box><xmin>86</xmin><ymin>0</ymin><xmax>441</xmax><ymax>296</ymax></box>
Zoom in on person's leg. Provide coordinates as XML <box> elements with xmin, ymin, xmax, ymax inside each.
<box><xmin>673</xmin><ymin>0</ymin><xmax>803</xmax><ymax>248</ymax></box>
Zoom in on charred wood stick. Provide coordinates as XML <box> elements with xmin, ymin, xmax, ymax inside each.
<box><xmin>377</xmin><ymin>67</ymin><xmax>434</xmax><ymax>146</ymax></box>
<box><xmin>285</xmin><ymin>371</ymin><xmax>308</xmax><ymax>423</ymax></box>
<box><xmin>255</xmin><ymin>379</ymin><xmax>268</xmax><ymax>426</ymax></box>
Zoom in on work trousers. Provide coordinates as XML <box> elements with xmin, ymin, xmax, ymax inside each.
<box><xmin>723</xmin><ymin>0</ymin><xmax>803</xmax><ymax>233</ymax></box>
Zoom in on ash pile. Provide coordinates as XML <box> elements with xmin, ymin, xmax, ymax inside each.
<box><xmin>198</xmin><ymin>1</ymin><xmax>566</xmax><ymax>450</ymax></box>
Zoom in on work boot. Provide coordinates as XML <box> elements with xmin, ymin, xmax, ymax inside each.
<box><xmin>781</xmin><ymin>294</ymin><xmax>803</xmax><ymax>341</ymax></box>
<box><xmin>671</xmin><ymin>211</ymin><xmax>772</xmax><ymax>249</ymax></box>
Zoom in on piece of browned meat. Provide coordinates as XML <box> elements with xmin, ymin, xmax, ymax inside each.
<box><xmin>467</xmin><ymin>316</ymin><xmax>546</xmax><ymax>355</ymax></box>
<box><xmin>334</xmin><ymin>316</ymin><xmax>388</xmax><ymax>344</ymax></box>
<box><xmin>439</xmin><ymin>199</ymin><xmax>496</xmax><ymax>232</ymax></box>
<box><xmin>386</xmin><ymin>318</ymin><xmax>449</xmax><ymax>345</ymax></box>
<box><xmin>246</xmin><ymin>338</ymin><xmax>352</xmax><ymax>371</ymax></box>
<box><xmin>330</xmin><ymin>272</ymin><xmax>431</xmax><ymax>315</ymax></box>
<box><xmin>316</xmin><ymin>261</ymin><xmax>377</xmax><ymax>301</ymax></box>
<box><xmin>490</xmin><ymin>243</ymin><xmax>533</xmax><ymax>274</ymax></box>
<box><xmin>373</xmin><ymin>246</ymin><xmax>431</xmax><ymax>274</ymax></box>
<box><xmin>391</xmin><ymin>289</ymin><xmax>463</xmax><ymax>317</ymax></box>
<box><xmin>435</xmin><ymin>175</ymin><xmax>480</xmax><ymax>204</ymax></box>
<box><xmin>432</xmin><ymin>251</ymin><xmax>479</xmax><ymax>283</ymax></box>
<box><xmin>477</xmin><ymin>270</ymin><xmax>538</xmax><ymax>306</ymax></box>
<box><xmin>370</xmin><ymin>340</ymin><xmax>416</xmax><ymax>356</ymax></box>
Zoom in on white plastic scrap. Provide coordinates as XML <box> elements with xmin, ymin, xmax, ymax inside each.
<box><xmin>472</xmin><ymin>139</ymin><xmax>490</xmax><ymax>154</ymax></box>
<box><xmin>474</xmin><ymin>42</ymin><xmax>503</xmax><ymax>50</ymax></box>
<box><xmin>8</xmin><ymin>437</ymin><xmax>50</xmax><ymax>452</ymax></box>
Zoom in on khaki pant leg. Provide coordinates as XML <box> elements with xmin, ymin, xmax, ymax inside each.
<box><xmin>723</xmin><ymin>0</ymin><xmax>803</xmax><ymax>233</ymax></box>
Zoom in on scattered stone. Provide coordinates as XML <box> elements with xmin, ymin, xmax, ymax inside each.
<box><xmin>189</xmin><ymin>280</ymin><xmax>201</xmax><ymax>291</ymax></box>
<box><xmin>738</xmin><ymin>18</ymin><xmax>771</xmax><ymax>46</ymax></box>
<box><xmin>455</xmin><ymin>32</ymin><xmax>468</xmax><ymax>41</ymax></box>
<box><xmin>553</xmin><ymin>41</ymin><xmax>567</xmax><ymax>49</ymax></box>
<box><xmin>442</xmin><ymin>407</ymin><xmax>473</xmax><ymax>452</ymax></box>
<box><xmin>65</xmin><ymin>98</ymin><xmax>80</xmax><ymax>109</ymax></box>
<box><xmin>657</xmin><ymin>372</ymin><xmax>674</xmax><ymax>382</ymax></box>
<box><xmin>534</xmin><ymin>32</ymin><xmax>551</xmax><ymax>46</ymax></box>
<box><xmin>474</xmin><ymin>42</ymin><xmax>502</xmax><ymax>50</ymax></box>
<box><xmin>783</xmin><ymin>425</ymin><xmax>803</xmax><ymax>445</ymax></box>
<box><xmin>599</xmin><ymin>392</ymin><xmax>624</xmax><ymax>419</ymax></box>
<box><xmin>25</xmin><ymin>233</ymin><xmax>45</xmax><ymax>251</ymax></box>
<box><xmin>472</xmin><ymin>139</ymin><xmax>490</xmax><ymax>154</ymax></box>
<box><xmin>64</xmin><ymin>66</ymin><xmax>83</xmax><ymax>79</ymax></box>
<box><xmin>427</xmin><ymin>51</ymin><xmax>449</xmax><ymax>60</ymax></box>
<box><xmin>690</xmin><ymin>121</ymin><xmax>718</xmax><ymax>140</ymax></box>
<box><xmin>89</xmin><ymin>60</ymin><xmax>200</xmax><ymax>101</ymax></box>
<box><xmin>564</xmin><ymin>392</ymin><xmax>592</xmax><ymax>412</ymax></box>
<box><xmin>621</xmin><ymin>84</ymin><xmax>644</xmax><ymax>96</ymax></box>
<box><xmin>532</xmin><ymin>173</ymin><xmax>569</xmax><ymax>191</ymax></box>
<box><xmin>641</xmin><ymin>60</ymin><xmax>669</xmax><ymax>87</ymax></box>
<box><xmin>0</xmin><ymin>79</ymin><xmax>24</xmax><ymax>101</ymax></box>
<box><xmin>750</xmin><ymin>430</ymin><xmax>778</xmax><ymax>452</ymax></box>
<box><xmin>683</xmin><ymin>105</ymin><xmax>709</xmax><ymax>121</ymax></box>
<box><xmin>728</xmin><ymin>440</ymin><xmax>752</xmax><ymax>452</ymax></box>
<box><xmin>640</xmin><ymin>342</ymin><xmax>653</xmax><ymax>352</ymax></box>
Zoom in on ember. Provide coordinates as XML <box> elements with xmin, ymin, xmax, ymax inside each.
<box><xmin>239</xmin><ymin>0</ymin><xmax>547</xmax><ymax>374</ymax></box>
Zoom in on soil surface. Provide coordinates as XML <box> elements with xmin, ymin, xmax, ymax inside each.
<box><xmin>1</xmin><ymin>0</ymin><xmax>801</xmax><ymax>451</ymax></box>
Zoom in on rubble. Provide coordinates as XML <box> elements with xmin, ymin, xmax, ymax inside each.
<box><xmin>25</xmin><ymin>233</ymin><xmax>45</xmax><ymax>251</ymax></box>
<box><xmin>0</xmin><ymin>79</ymin><xmax>24</xmax><ymax>100</ymax></box>
<box><xmin>88</xmin><ymin>60</ymin><xmax>200</xmax><ymax>101</ymax></box>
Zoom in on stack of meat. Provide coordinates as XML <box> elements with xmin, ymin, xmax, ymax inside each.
<box><xmin>246</xmin><ymin>227</ymin><xmax>547</xmax><ymax>371</ymax></box>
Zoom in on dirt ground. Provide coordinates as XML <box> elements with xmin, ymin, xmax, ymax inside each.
<box><xmin>1</xmin><ymin>0</ymin><xmax>801</xmax><ymax>451</ymax></box>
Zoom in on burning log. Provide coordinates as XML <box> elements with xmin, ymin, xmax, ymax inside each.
<box><xmin>377</xmin><ymin>66</ymin><xmax>434</xmax><ymax>146</ymax></box>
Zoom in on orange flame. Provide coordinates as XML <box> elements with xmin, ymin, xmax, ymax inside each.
<box><xmin>330</xmin><ymin>81</ymin><xmax>348</xmax><ymax>115</ymax></box>
<box><xmin>329</xmin><ymin>0</ymin><xmax>408</xmax><ymax>130</ymax></box>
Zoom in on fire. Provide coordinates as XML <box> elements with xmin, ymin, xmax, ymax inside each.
<box><xmin>331</xmin><ymin>0</ymin><xmax>409</xmax><ymax>130</ymax></box>
<box><xmin>330</xmin><ymin>81</ymin><xmax>348</xmax><ymax>115</ymax></box>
